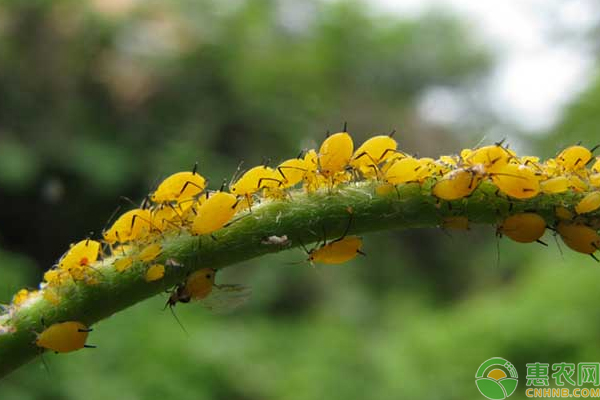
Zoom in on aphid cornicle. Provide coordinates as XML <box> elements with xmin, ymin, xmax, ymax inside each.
<box><xmin>497</xmin><ymin>213</ymin><xmax>547</xmax><ymax>244</ymax></box>
<box><xmin>35</xmin><ymin>321</ymin><xmax>95</xmax><ymax>353</ymax></box>
<box><xmin>151</xmin><ymin>165</ymin><xmax>207</xmax><ymax>204</ymax></box>
<box><xmin>191</xmin><ymin>191</ymin><xmax>239</xmax><ymax>235</ymax></box>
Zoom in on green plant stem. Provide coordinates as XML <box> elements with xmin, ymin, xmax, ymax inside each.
<box><xmin>0</xmin><ymin>181</ymin><xmax>596</xmax><ymax>378</ymax></box>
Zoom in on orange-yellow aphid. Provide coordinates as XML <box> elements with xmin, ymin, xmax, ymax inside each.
<box><xmin>540</xmin><ymin>176</ymin><xmax>571</xmax><ymax>194</ymax></box>
<box><xmin>191</xmin><ymin>191</ymin><xmax>238</xmax><ymax>235</ymax></box>
<box><xmin>166</xmin><ymin>268</ymin><xmax>216</xmax><ymax>307</ymax></box>
<box><xmin>497</xmin><ymin>213</ymin><xmax>546</xmax><ymax>244</ymax></box>
<box><xmin>307</xmin><ymin>236</ymin><xmax>364</xmax><ymax>265</ymax></box>
<box><xmin>12</xmin><ymin>289</ymin><xmax>30</xmax><ymax>306</ymax></box>
<box><xmin>555</xmin><ymin>206</ymin><xmax>574</xmax><ymax>221</ymax></box>
<box><xmin>490</xmin><ymin>164</ymin><xmax>540</xmax><ymax>199</ymax></box>
<box><xmin>383</xmin><ymin>157</ymin><xmax>422</xmax><ymax>185</ymax></box>
<box><xmin>463</xmin><ymin>144</ymin><xmax>511</xmax><ymax>173</ymax></box>
<box><xmin>318</xmin><ymin>131</ymin><xmax>354</xmax><ymax>178</ymax></box>
<box><xmin>103</xmin><ymin>209</ymin><xmax>153</xmax><ymax>244</ymax></box>
<box><xmin>114</xmin><ymin>256</ymin><xmax>134</xmax><ymax>272</ymax></box>
<box><xmin>276</xmin><ymin>157</ymin><xmax>309</xmax><ymax>188</ymax></box>
<box><xmin>575</xmin><ymin>192</ymin><xmax>600</xmax><ymax>214</ymax></box>
<box><xmin>151</xmin><ymin>166</ymin><xmax>207</xmax><ymax>204</ymax></box>
<box><xmin>35</xmin><ymin>321</ymin><xmax>94</xmax><ymax>353</ymax></box>
<box><xmin>137</xmin><ymin>243</ymin><xmax>162</xmax><ymax>262</ymax></box>
<box><xmin>145</xmin><ymin>264</ymin><xmax>165</xmax><ymax>282</ymax></box>
<box><xmin>350</xmin><ymin>134</ymin><xmax>398</xmax><ymax>177</ymax></box>
<box><xmin>432</xmin><ymin>168</ymin><xmax>482</xmax><ymax>200</ymax></box>
<box><xmin>58</xmin><ymin>239</ymin><xmax>101</xmax><ymax>272</ymax></box>
<box><xmin>441</xmin><ymin>216</ymin><xmax>469</xmax><ymax>230</ymax></box>
<box><xmin>556</xmin><ymin>222</ymin><xmax>600</xmax><ymax>258</ymax></box>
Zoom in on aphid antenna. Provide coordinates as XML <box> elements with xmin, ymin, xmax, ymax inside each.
<box><xmin>296</xmin><ymin>149</ymin><xmax>307</xmax><ymax>159</ymax></box>
<box><xmin>261</xmin><ymin>157</ymin><xmax>271</xmax><ymax>167</ymax></box>
<box><xmin>168</xmin><ymin>304</ymin><xmax>189</xmax><ymax>336</ymax></box>
<box><xmin>297</xmin><ymin>238</ymin><xmax>310</xmax><ymax>255</ymax></box>
<box><xmin>590</xmin><ymin>144</ymin><xmax>600</xmax><ymax>153</ymax></box>
<box><xmin>494</xmin><ymin>137</ymin><xmax>507</xmax><ymax>147</ymax></box>
<box><xmin>119</xmin><ymin>196</ymin><xmax>139</xmax><ymax>208</ymax></box>
<box><xmin>472</xmin><ymin>135</ymin><xmax>487</xmax><ymax>150</ymax></box>
<box><xmin>39</xmin><ymin>352</ymin><xmax>51</xmax><ymax>376</ymax></box>
<box><xmin>103</xmin><ymin>204</ymin><xmax>123</xmax><ymax>233</ymax></box>
<box><xmin>231</xmin><ymin>160</ymin><xmax>245</xmax><ymax>185</ymax></box>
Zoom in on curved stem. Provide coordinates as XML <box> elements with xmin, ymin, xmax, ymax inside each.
<box><xmin>0</xmin><ymin>181</ymin><xmax>595</xmax><ymax>378</ymax></box>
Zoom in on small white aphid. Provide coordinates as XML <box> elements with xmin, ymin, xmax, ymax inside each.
<box><xmin>261</xmin><ymin>235</ymin><xmax>290</xmax><ymax>246</ymax></box>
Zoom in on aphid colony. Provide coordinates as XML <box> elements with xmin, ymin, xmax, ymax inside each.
<box><xmin>3</xmin><ymin>129</ymin><xmax>600</xmax><ymax>355</ymax></box>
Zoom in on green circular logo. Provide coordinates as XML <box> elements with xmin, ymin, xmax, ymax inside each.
<box><xmin>475</xmin><ymin>357</ymin><xmax>519</xmax><ymax>399</ymax></box>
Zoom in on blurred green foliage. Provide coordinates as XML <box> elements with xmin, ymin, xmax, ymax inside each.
<box><xmin>0</xmin><ymin>0</ymin><xmax>598</xmax><ymax>399</ymax></box>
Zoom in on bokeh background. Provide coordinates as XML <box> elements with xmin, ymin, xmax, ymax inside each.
<box><xmin>1</xmin><ymin>0</ymin><xmax>600</xmax><ymax>399</ymax></box>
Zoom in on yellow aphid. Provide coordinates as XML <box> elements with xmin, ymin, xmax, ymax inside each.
<box><xmin>438</xmin><ymin>155</ymin><xmax>458</xmax><ymax>166</ymax></box>
<box><xmin>491</xmin><ymin>164</ymin><xmax>540</xmax><ymax>199</ymax></box>
<box><xmin>555</xmin><ymin>206</ymin><xmax>574</xmax><ymax>221</ymax></box>
<box><xmin>441</xmin><ymin>216</ymin><xmax>469</xmax><ymax>230</ymax></box>
<box><xmin>43</xmin><ymin>289</ymin><xmax>61</xmax><ymax>305</ymax></box>
<box><xmin>460</xmin><ymin>148</ymin><xmax>473</xmax><ymax>160</ymax></box>
<box><xmin>12</xmin><ymin>289</ymin><xmax>30</xmax><ymax>306</ymax></box>
<box><xmin>318</xmin><ymin>132</ymin><xmax>354</xmax><ymax>178</ymax></box>
<box><xmin>145</xmin><ymin>264</ymin><xmax>165</xmax><ymax>282</ymax></box>
<box><xmin>432</xmin><ymin>168</ymin><xmax>482</xmax><ymax>200</ymax></box>
<box><xmin>383</xmin><ymin>157</ymin><xmax>422</xmax><ymax>185</ymax></box>
<box><xmin>276</xmin><ymin>157</ymin><xmax>308</xmax><ymax>188</ymax></box>
<box><xmin>44</xmin><ymin>269</ymin><xmax>70</xmax><ymax>286</ymax></box>
<box><xmin>230</xmin><ymin>165</ymin><xmax>282</xmax><ymax>202</ymax></box>
<box><xmin>137</xmin><ymin>243</ymin><xmax>162</xmax><ymax>262</ymax></box>
<box><xmin>114</xmin><ymin>256</ymin><xmax>134</xmax><ymax>272</ymax></box>
<box><xmin>556</xmin><ymin>145</ymin><xmax>593</xmax><ymax>171</ymax></box>
<box><xmin>575</xmin><ymin>192</ymin><xmax>600</xmax><ymax>214</ymax></box>
<box><xmin>103</xmin><ymin>209</ymin><xmax>153</xmax><ymax>244</ymax></box>
<box><xmin>191</xmin><ymin>191</ymin><xmax>238</xmax><ymax>235</ymax></box>
<box><xmin>540</xmin><ymin>176</ymin><xmax>571</xmax><ymax>194</ymax></box>
<box><xmin>568</xmin><ymin>174</ymin><xmax>589</xmax><ymax>192</ymax></box>
<box><xmin>167</xmin><ymin>268</ymin><xmax>216</xmax><ymax>307</ymax></box>
<box><xmin>35</xmin><ymin>321</ymin><xmax>94</xmax><ymax>353</ymax></box>
<box><xmin>151</xmin><ymin>169</ymin><xmax>207</xmax><ymax>204</ymax></box>
<box><xmin>350</xmin><ymin>134</ymin><xmax>398</xmax><ymax>177</ymax></box>
<box><xmin>520</xmin><ymin>156</ymin><xmax>540</xmax><ymax>165</ymax></box>
<box><xmin>58</xmin><ymin>239</ymin><xmax>101</xmax><ymax>271</ymax></box>
<box><xmin>151</xmin><ymin>205</ymin><xmax>182</xmax><ymax>232</ymax></box>
<box><xmin>308</xmin><ymin>236</ymin><xmax>364</xmax><ymax>265</ymax></box>
<box><xmin>557</xmin><ymin>222</ymin><xmax>600</xmax><ymax>257</ymax></box>
<box><xmin>590</xmin><ymin>173</ymin><xmax>600</xmax><ymax>188</ymax></box>
<box><xmin>591</xmin><ymin>157</ymin><xmax>600</xmax><ymax>173</ymax></box>
<box><xmin>464</xmin><ymin>144</ymin><xmax>511</xmax><ymax>173</ymax></box>
<box><xmin>497</xmin><ymin>213</ymin><xmax>546</xmax><ymax>244</ymax></box>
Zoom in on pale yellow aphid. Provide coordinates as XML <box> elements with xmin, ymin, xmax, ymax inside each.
<box><xmin>463</xmin><ymin>144</ymin><xmax>512</xmax><ymax>173</ymax></box>
<box><xmin>145</xmin><ymin>264</ymin><xmax>165</xmax><ymax>282</ymax></box>
<box><xmin>490</xmin><ymin>164</ymin><xmax>540</xmax><ymax>199</ymax></box>
<box><xmin>35</xmin><ymin>321</ymin><xmax>94</xmax><ymax>353</ymax></box>
<box><xmin>308</xmin><ymin>236</ymin><xmax>364</xmax><ymax>265</ymax></box>
<box><xmin>114</xmin><ymin>256</ymin><xmax>134</xmax><ymax>272</ymax></box>
<box><xmin>556</xmin><ymin>145</ymin><xmax>594</xmax><ymax>171</ymax></box>
<box><xmin>137</xmin><ymin>243</ymin><xmax>162</xmax><ymax>262</ymax></box>
<box><xmin>166</xmin><ymin>268</ymin><xmax>216</xmax><ymax>307</ymax></box>
<box><xmin>540</xmin><ymin>176</ymin><xmax>571</xmax><ymax>194</ymax></box>
<box><xmin>590</xmin><ymin>173</ymin><xmax>600</xmax><ymax>188</ymax></box>
<box><xmin>151</xmin><ymin>166</ymin><xmax>207</xmax><ymax>204</ymax></box>
<box><xmin>58</xmin><ymin>240</ymin><xmax>101</xmax><ymax>281</ymax></box>
<box><xmin>276</xmin><ymin>157</ymin><xmax>309</xmax><ymax>188</ymax></box>
<box><xmin>191</xmin><ymin>191</ymin><xmax>238</xmax><ymax>235</ymax></box>
<box><xmin>497</xmin><ymin>213</ymin><xmax>546</xmax><ymax>244</ymax></box>
<box><xmin>591</xmin><ymin>157</ymin><xmax>600</xmax><ymax>173</ymax></box>
<box><xmin>575</xmin><ymin>192</ymin><xmax>600</xmax><ymax>214</ymax></box>
<box><xmin>318</xmin><ymin>131</ymin><xmax>354</xmax><ymax>178</ymax></box>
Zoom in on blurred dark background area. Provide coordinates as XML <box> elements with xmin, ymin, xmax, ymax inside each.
<box><xmin>2</xmin><ymin>1</ymin><xmax>600</xmax><ymax>399</ymax></box>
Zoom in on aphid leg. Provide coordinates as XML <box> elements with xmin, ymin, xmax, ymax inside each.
<box><xmin>257</xmin><ymin>177</ymin><xmax>285</xmax><ymax>189</ymax></box>
<box><xmin>83</xmin><ymin>344</ymin><xmax>97</xmax><ymax>349</ymax></box>
<box><xmin>332</xmin><ymin>212</ymin><xmax>354</xmax><ymax>243</ymax></box>
<box><xmin>536</xmin><ymin>239</ymin><xmax>548</xmax><ymax>247</ymax></box>
<box><xmin>168</xmin><ymin>304</ymin><xmax>188</xmax><ymax>335</ymax></box>
<box><xmin>357</xmin><ymin>249</ymin><xmax>366</xmax><ymax>256</ymax></box>
<box><xmin>78</xmin><ymin>328</ymin><xmax>93</xmax><ymax>333</ymax></box>
<box><xmin>178</xmin><ymin>180</ymin><xmax>206</xmax><ymax>197</ymax></box>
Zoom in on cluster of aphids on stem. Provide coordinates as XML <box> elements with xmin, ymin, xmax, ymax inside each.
<box><xmin>2</xmin><ymin>127</ymin><xmax>600</xmax><ymax>354</ymax></box>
